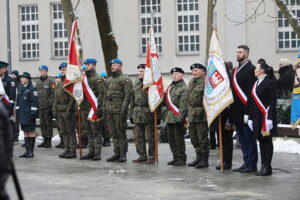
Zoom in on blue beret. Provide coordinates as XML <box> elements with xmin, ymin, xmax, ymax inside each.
<box><xmin>84</xmin><ymin>58</ymin><xmax>97</xmax><ymax>65</ymax></box>
<box><xmin>55</xmin><ymin>73</ymin><xmax>62</xmax><ymax>78</ymax></box>
<box><xmin>100</xmin><ymin>72</ymin><xmax>108</xmax><ymax>77</ymax></box>
<box><xmin>39</xmin><ymin>65</ymin><xmax>48</xmax><ymax>71</ymax></box>
<box><xmin>109</xmin><ymin>58</ymin><xmax>123</xmax><ymax>65</ymax></box>
<box><xmin>81</xmin><ymin>65</ymin><xmax>86</xmax><ymax>70</ymax></box>
<box><xmin>59</xmin><ymin>62</ymin><xmax>67</xmax><ymax>69</ymax></box>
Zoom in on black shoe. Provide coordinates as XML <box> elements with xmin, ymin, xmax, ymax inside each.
<box><xmin>37</xmin><ymin>138</ymin><xmax>46</xmax><ymax>148</ymax></box>
<box><xmin>216</xmin><ymin>163</ymin><xmax>232</xmax><ymax>170</ymax></box>
<box><xmin>174</xmin><ymin>160</ymin><xmax>186</xmax><ymax>166</ymax></box>
<box><xmin>257</xmin><ymin>165</ymin><xmax>272</xmax><ymax>176</ymax></box>
<box><xmin>232</xmin><ymin>164</ymin><xmax>247</xmax><ymax>172</ymax></box>
<box><xmin>21</xmin><ymin>143</ymin><xmax>26</xmax><ymax>147</ymax></box>
<box><xmin>106</xmin><ymin>154</ymin><xmax>120</xmax><ymax>162</ymax></box>
<box><xmin>55</xmin><ymin>140</ymin><xmax>64</xmax><ymax>148</ymax></box>
<box><xmin>65</xmin><ymin>151</ymin><xmax>77</xmax><ymax>159</ymax></box>
<box><xmin>132</xmin><ymin>156</ymin><xmax>147</xmax><ymax>163</ymax></box>
<box><xmin>102</xmin><ymin>139</ymin><xmax>111</xmax><ymax>147</ymax></box>
<box><xmin>195</xmin><ymin>152</ymin><xmax>209</xmax><ymax>168</ymax></box>
<box><xmin>93</xmin><ymin>153</ymin><xmax>101</xmax><ymax>161</ymax></box>
<box><xmin>19</xmin><ymin>137</ymin><xmax>29</xmax><ymax>158</ymax></box>
<box><xmin>80</xmin><ymin>152</ymin><xmax>94</xmax><ymax>160</ymax></box>
<box><xmin>118</xmin><ymin>155</ymin><xmax>127</xmax><ymax>162</ymax></box>
<box><xmin>167</xmin><ymin>159</ymin><xmax>176</xmax><ymax>165</ymax></box>
<box><xmin>44</xmin><ymin>137</ymin><xmax>52</xmax><ymax>148</ymax></box>
<box><xmin>187</xmin><ymin>153</ymin><xmax>201</xmax><ymax>167</ymax></box>
<box><xmin>240</xmin><ymin>166</ymin><xmax>257</xmax><ymax>173</ymax></box>
<box><xmin>58</xmin><ymin>150</ymin><xmax>70</xmax><ymax>158</ymax></box>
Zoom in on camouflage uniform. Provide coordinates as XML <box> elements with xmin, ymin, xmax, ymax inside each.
<box><xmin>101</xmin><ymin>79</ymin><xmax>111</xmax><ymax>144</ymax></box>
<box><xmin>53</xmin><ymin>76</ymin><xmax>77</xmax><ymax>156</ymax></box>
<box><xmin>164</xmin><ymin>80</ymin><xmax>188</xmax><ymax>163</ymax></box>
<box><xmin>105</xmin><ymin>71</ymin><xmax>132</xmax><ymax>158</ymax></box>
<box><xmin>129</xmin><ymin>78</ymin><xmax>155</xmax><ymax>161</ymax></box>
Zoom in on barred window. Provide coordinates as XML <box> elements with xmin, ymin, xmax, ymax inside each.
<box><xmin>277</xmin><ymin>0</ymin><xmax>300</xmax><ymax>50</ymax></box>
<box><xmin>20</xmin><ymin>5</ymin><xmax>39</xmax><ymax>59</ymax></box>
<box><xmin>140</xmin><ymin>0</ymin><xmax>162</xmax><ymax>55</ymax></box>
<box><xmin>52</xmin><ymin>3</ymin><xmax>68</xmax><ymax>58</ymax></box>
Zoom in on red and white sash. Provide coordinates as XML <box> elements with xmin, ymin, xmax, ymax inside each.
<box><xmin>1</xmin><ymin>94</ymin><xmax>9</xmax><ymax>105</ymax></box>
<box><xmin>82</xmin><ymin>75</ymin><xmax>101</xmax><ymax>122</ymax></box>
<box><xmin>232</xmin><ymin>60</ymin><xmax>249</xmax><ymax>105</ymax></box>
<box><xmin>166</xmin><ymin>85</ymin><xmax>179</xmax><ymax>116</ymax></box>
<box><xmin>251</xmin><ymin>81</ymin><xmax>269</xmax><ymax>133</ymax></box>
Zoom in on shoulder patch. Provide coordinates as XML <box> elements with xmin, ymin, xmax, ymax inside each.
<box><xmin>11</xmin><ymin>82</ymin><xmax>15</xmax><ymax>87</ymax></box>
<box><xmin>33</xmin><ymin>91</ymin><xmax>38</xmax><ymax>96</ymax></box>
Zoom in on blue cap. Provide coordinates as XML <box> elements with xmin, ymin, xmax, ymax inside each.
<box><xmin>81</xmin><ymin>65</ymin><xmax>86</xmax><ymax>70</ymax></box>
<box><xmin>55</xmin><ymin>72</ymin><xmax>62</xmax><ymax>78</ymax></box>
<box><xmin>84</xmin><ymin>58</ymin><xmax>97</xmax><ymax>65</ymax></box>
<box><xmin>59</xmin><ymin>62</ymin><xmax>67</xmax><ymax>70</ymax></box>
<box><xmin>39</xmin><ymin>65</ymin><xmax>48</xmax><ymax>71</ymax></box>
<box><xmin>100</xmin><ymin>72</ymin><xmax>108</xmax><ymax>77</ymax></box>
<box><xmin>109</xmin><ymin>58</ymin><xmax>123</xmax><ymax>65</ymax></box>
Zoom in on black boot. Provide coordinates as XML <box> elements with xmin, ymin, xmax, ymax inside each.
<box><xmin>55</xmin><ymin>137</ymin><xmax>64</xmax><ymax>148</ymax></box>
<box><xmin>80</xmin><ymin>151</ymin><xmax>94</xmax><ymax>160</ymax></box>
<box><xmin>44</xmin><ymin>137</ymin><xmax>52</xmax><ymax>148</ymax></box>
<box><xmin>93</xmin><ymin>152</ymin><xmax>101</xmax><ymax>161</ymax></box>
<box><xmin>187</xmin><ymin>152</ymin><xmax>201</xmax><ymax>167</ymax></box>
<box><xmin>106</xmin><ymin>154</ymin><xmax>120</xmax><ymax>162</ymax></box>
<box><xmin>196</xmin><ymin>152</ymin><xmax>209</xmax><ymax>168</ymax></box>
<box><xmin>26</xmin><ymin>137</ymin><xmax>35</xmax><ymax>158</ymax></box>
<box><xmin>58</xmin><ymin>150</ymin><xmax>70</xmax><ymax>158</ymax></box>
<box><xmin>255</xmin><ymin>164</ymin><xmax>266</xmax><ymax>176</ymax></box>
<box><xmin>37</xmin><ymin>137</ymin><xmax>46</xmax><ymax>148</ymax></box>
<box><xmin>102</xmin><ymin>139</ymin><xmax>111</xmax><ymax>147</ymax></box>
<box><xmin>167</xmin><ymin>159</ymin><xmax>177</xmax><ymax>165</ymax></box>
<box><xmin>260</xmin><ymin>165</ymin><xmax>272</xmax><ymax>176</ymax></box>
<box><xmin>19</xmin><ymin>137</ymin><xmax>30</xmax><ymax>158</ymax></box>
<box><xmin>118</xmin><ymin>155</ymin><xmax>127</xmax><ymax>162</ymax></box>
<box><xmin>65</xmin><ymin>151</ymin><xmax>77</xmax><ymax>159</ymax></box>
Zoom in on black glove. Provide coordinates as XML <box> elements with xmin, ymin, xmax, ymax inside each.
<box><xmin>157</xmin><ymin>119</ymin><xmax>161</xmax><ymax>125</ymax></box>
<box><xmin>130</xmin><ymin>117</ymin><xmax>134</xmax><ymax>124</ymax></box>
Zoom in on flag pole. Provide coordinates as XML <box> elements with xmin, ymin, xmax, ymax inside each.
<box><xmin>77</xmin><ymin>105</ymin><xmax>82</xmax><ymax>158</ymax></box>
<box><xmin>154</xmin><ymin>110</ymin><xmax>158</xmax><ymax>165</ymax></box>
<box><xmin>218</xmin><ymin>115</ymin><xmax>224</xmax><ymax>172</ymax></box>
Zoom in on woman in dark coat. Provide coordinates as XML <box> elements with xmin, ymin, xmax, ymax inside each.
<box><xmin>248</xmin><ymin>63</ymin><xmax>277</xmax><ymax>176</ymax></box>
<box><xmin>16</xmin><ymin>72</ymin><xmax>38</xmax><ymax>158</ymax></box>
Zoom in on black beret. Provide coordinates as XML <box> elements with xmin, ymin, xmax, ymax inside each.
<box><xmin>190</xmin><ymin>63</ymin><xmax>206</xmax><ymax>71</ymax></box>
<box><xmin>137</xmin><ymin>64</ymin><xmax>146</xmax><ymax>69</ymax></box>
<box><xmin>0</xmin><ymin>61</ymin><xmax>9</xmax><ymax>68</ymax></box>
<box><xmin>170</xmin><ymin>67</ymin><xmax>184</xmax><ymax>74</ymax></box>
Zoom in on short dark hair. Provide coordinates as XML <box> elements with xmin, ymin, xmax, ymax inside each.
<box><xmin>237</xmin><ymin>45</ymin><xmax>249</xmax><ymax>52</ymax></box>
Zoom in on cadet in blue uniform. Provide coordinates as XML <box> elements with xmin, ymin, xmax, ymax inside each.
<box><xmin>16</xmin><ymin>72</ymin><xmax>38</xmax><ymax>158</ymax></box>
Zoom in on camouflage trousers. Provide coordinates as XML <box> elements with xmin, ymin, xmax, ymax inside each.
<box><xmin>81</xmin><ymin>110</ymin><xmax>102</xmax><ymax>154</ymax></box>
<box><xmin>107</xmin><ymin>114</ymin><xmax>128</xmax><ymax>156</ymax></box>
<box><xmin>166</xmin><ymin>123</ymin><xmax>187</xmax><ymax>161</ymax></box>
<box><xmin>101</xmin><ymin>114</ymin><xmax>110</xmax><ymax>140</ymax></box>
<box><xmin>189</xmin><ymin>122</ymin><xmax>210</xmax><ymax>153</ymax></box>
<box><xmin>57</xmin><ymin>111</ymin><xmax>77</xmax><ymax>152</ymax></box>
<box><xmin>39</xmin><ymin>107</ymin><xmax>53</xmax><ymax>138</ymax></box>
<box><xmin>133</xmin><ymin>123</ymin><xmax>155</xmax><ymax>159</ymax></box>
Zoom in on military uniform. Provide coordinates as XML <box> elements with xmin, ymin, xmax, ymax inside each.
<box><xmin>36</xmin><ymin>73</ymin><xmax>54</xmax><ymax>147</ymax></box>
<box><xmin>105</xmin><ymin>66</ymin><xmax>132</xmax><ymax>162</ymax></box>
<box><xmin>100</xmin><ymin>76</ymin><xmax>111</xmax><ymax>146</ymax></box>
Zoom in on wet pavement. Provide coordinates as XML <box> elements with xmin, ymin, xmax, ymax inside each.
<box><xmin>6</xmin><ymin>137</ymin><xmax>300</xmax><ymax>200</ymax></box>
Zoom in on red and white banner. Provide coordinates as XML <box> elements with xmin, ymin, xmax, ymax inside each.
<box><xmin>232</xmin><ymin>60</ymin><xmax>249</xmax><ymax>106</ymax></box>
<box><xmin>143</xmin><ymin>27</ymin><xmax>164</xmax><ymax>112</ymax></box>
<box><xmin>165</xmin><ymin>86</ymin><xmax>179</xmax><ymax>116</ymax></box>
<box><xmin>63</xmin><ymin>21</ymin><xmax>84</xmax><ymax>106</ymax></box>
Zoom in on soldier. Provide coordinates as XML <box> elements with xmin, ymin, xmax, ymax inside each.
<box><xmin>105</xmin><ymin>58</ymin><xmax>132</xmax><ymax>162</ymax></box>
<box><xmin>129</xmin><ymin>64</ymin><xmax>160</xmax><ymax>164</ymax></box>
<box><xmin>16</xmin><ymin>72</ymin><xmax>38</xmax><ymax>158</ymax></box>
<box><xmin>80</xmin><ymin>58</ymin><xmax>106</xmax><ymax>161</ymax></box>
<box><xmin>186</xmin><ymin>63</ymin><xmax>210</xmax><ymax>168</ymax></box>
<box><xmin>164</xmin><ymin>67</ymin><xmax>188</xmax><ymax>166</ymax></box>
<box><xmin>36</xmin><ymin>65</ymin><xmax>54</xmax><ymax>148</ymax></box>
<box><xmin>53</xmin><ymin>62</ymin><xmax>77</xmax><ymax>159</ymax></box>
<box><xmin>100</xmin><ymin>72</ymin><xmax>111</xmax><ymax>147</ymax></box>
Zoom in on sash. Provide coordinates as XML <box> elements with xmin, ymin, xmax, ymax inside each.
<box><xmin>232</xmin><ymin>60</ymin><xmax>249</xmax><ymax>105</ymax></box>
<box><xmin>0</xmin><ymin>78</ymin><xmax>9</xmax><ymax>105</ymax></box>
<box><xmin>166</xmin><ymin>85</ymin><xmax>179</xmax><ymax>116</ymax></box>
<box><xmin>251</xmin><ymin>81</ymin><xmax>270</xmax><ymax>136</ymax></box>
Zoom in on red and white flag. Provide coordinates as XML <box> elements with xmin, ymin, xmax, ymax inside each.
<box><xmin>143</xmin><ymin>27</ymin><xmax>164</xmax><ymax>112</ymax></box>
<box><xmin>0</xmin><ymin>78</ymin><xmax>9</xmax><ymax>105</ymax></box>
<box><xmin>63</xmin><ymin>21</ymin><xmax>84</xmax><ymax>106</ymax></box>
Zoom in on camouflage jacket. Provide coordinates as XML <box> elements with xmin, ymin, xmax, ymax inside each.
<box><xmin>36</xmin><ymin>75</ymin><xmax>54</xmax><ymax>108</ymax></box>
<box><xmin>104</xmin><ymin>71</ymin><xmax>133</xmax><ymax>116</ymax></box>
<box><xmin>187</xmin><ymin>76</ymin><xmax>207</xmax><ymax>123</ymax></box>
<box><xmin>164</xmin><ymin>80</ymin><xmax>187</xmax><ymax>124</ymax></box>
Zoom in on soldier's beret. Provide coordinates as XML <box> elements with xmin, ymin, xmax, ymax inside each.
<box><xmin>39</xmin><ymin>65</ymin><xmax>48</xmax><ymax>71</ymax></box>
<box><xmin>84</xmin><ymin>58</ymin><xmax>97</xmax><ymax>65</ymax></box>
<box><xmin>137</xmin><ymin>64</ymin><xmax>146</xmax><ymax>69</ymax></box>
<box><xmin>19</xmin><ymin>72</ymin><xmax>31</xmax><ymax>80</ymax></box>
<box><xmin>171</xmin><ymin>67</ymin><xmax>184</xmax><ymax>74</ymax></box>
<box><xmin>81</xmin><ymin>65</ymin><xmax>86</xmax><ymax>70</ymax></box>
<box><xmin>190</xmin><ymin>63</ymin><xmax>206</xmax><ymax>71</ymax></box>
<box><xmin>0</xmin><ymin>61</ymin><xmax>9</xmax><ymax>68</ymax></box>
<box><xmin>11</xmin><ymin>70</ymin><xmax>19</xmax><ymax>76</ymax></box>
<box><xmin>100</xmin><ymin>72</ymin><xmax>108</xmax><ymax>78</ymax></box>
<box><xmin>109</xmin><ymin>58</ymin><xmax>123</xmax><ymax>65</ymax></box>
<box><xmin>59</xmin><ymin>62</ymin><xmax>67</xmax><ymax>70</ymax></box>
<box><xmin>55</xmin><ymin>72</ymin><xmax>62</xmax><ymax>78</ymax></box>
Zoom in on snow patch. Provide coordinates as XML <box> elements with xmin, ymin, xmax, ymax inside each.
<box><xmin>273</xmin><ymin>138</ymin><xmax>300</xmax><ymax>154</ymax></box>
<box><xmin>109</xmin><ymin>169</ymin><xmax>127</xmax><ymax>174</ymax></box>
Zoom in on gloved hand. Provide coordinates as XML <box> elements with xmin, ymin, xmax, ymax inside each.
<box><xmin>130</xmin><ymin>117</ymin><xmax>134</xmax><ymax>124</ymax></box>
<box><xmin>266</xmin><ymin>120</ymin><xmax>273</xmax><ymax>130</ymax></box>
<box><xmin>157</xmin><ymin>119</ymin><xmax>161</xmax><ymax>125</ymax></box>
<box><xmin>247</xmin><ymin>120</ymin><xmax>253</xmax><ymax>131</ymax></box>
<box><xmin>243</xmin><ymin>115</ymin><xmax>249</xmax><ymax>124</ymax></box>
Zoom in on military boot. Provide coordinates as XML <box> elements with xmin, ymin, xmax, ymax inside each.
<box><xmin>19</xmin><ymin>137</ymin><xmax>30</xmax><ymax>158</ymax></box>
<box><xmin>93</xmin><ymin>152</ymin><xmax>101</xmax><ymax>161</ymax></box>
<box><xmin>58</xmin><ymin>150</ymin><xmax>70</xmax><ymax>158</ymax></box>
<box><xmin>195</xmin><ymin>152</ymin><xmax>209</xmax><ymax>168</ymax></box>
<box><xmin>55</xmin><ymin>137</ymin><xmax>64</xmax><ymax>148</ymax></box>
<box><xmin>80</xmin><ymin>151</ymin><xmax>94</xmax><ymax>160</ymax></box>
<box><xmin>102</xmin><ymin>139</ymin><xmax>111</xmax><ymax>147</ymax></box>
<box><xmin>174</xmin><ymin>160</ymin><xmax>186</xmax><ymax>166</ymax></box>
<box><xmin>106</xmin><ymin>154</ymin><xmax>120</xmax><ymax>162</ymax></box>
<box><xmin>167</xmin><ymin>159</ymin><xmax>177</xmax><ymax>165</ymax></box>
<box><xmin>37</xmin><ymin>137</ymin><xmax>46</xmax><ymax>148</ymax></box>
<box><xmin>132</xmin><ymin>156</ymin><xmax>147</xmax><ymax>163</ymax></box>
<box><xmin>65</xmin><ymin>151</ymin><xmax>77</xmax><ymax>159</ymax></box>
<box><xmin>118</xmin><ymin>155</ymin><xmax>127</xmax><ymax>162</ymax></box>
<box><xmin>187</xmin><ymin>152</ymin><xmax>201</xmax><ymax>167</ymax></box>
<box><xmin>44</xmin><ymin>137</ymin><xmax>52</xmax><ymax>148</ymax></box>
<box><xmin>26</xmin><ymin>137</ymin><xmax>36</xmax><ymax>158</ymax></box>
<box><xmin>145</xmin><ymin>156</ymin><xmax>155</xmax><ymax>164</ymax></box>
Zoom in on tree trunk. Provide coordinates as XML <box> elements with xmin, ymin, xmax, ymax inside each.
<box><xmin>205</xmin><ymin>0</ymin><xmax>217</xmax><ymax>65</ymax></box>
<box><xmin>92</xmin><ymin>0</ymin><xmax>118</xmax><ymax>76</ymax></box>
<box><xmin>275</xmin><ymin>0</ymin><xmax>300</xmax><ymax>37</ymax></box>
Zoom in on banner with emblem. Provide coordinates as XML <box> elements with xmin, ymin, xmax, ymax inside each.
<box><xmin>143</xmin><ymin>27</ymin><xmax>164</xmax><ymax>112</ymax></box>
<box><xmin>203</xmin><ymin>30</ymin><xmax>234</xmax><ymax>126</ymax></box>
<box><xmin>63</xmin><ymin>20</ymin><xmax>84</xmax><ymax>106</ymax></box>
<box><xmin>291</xmin><ymin>50</ymin><xmax>300</xmax><ymax>129</ymax></box>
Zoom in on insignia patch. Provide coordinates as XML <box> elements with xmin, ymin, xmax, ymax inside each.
<box><xmin>11</xmin><ymin>82</ymin><xmax>15</xmax><ymax>87</ymax></box>
<box><xmin>33</xmin><ymin>91</ymin><xmax>38</xmax><ymax>96</ymax></box>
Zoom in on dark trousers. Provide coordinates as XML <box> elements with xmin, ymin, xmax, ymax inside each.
<box><xmin>236</xmin><ymin>124</ymin><xmax>258</xmax><ymax>167</ymax></box>
<box><xmin>222</xmin><ymin>129</ymin><xmax>233</xmax><ymax>165</ymax></box>
<box><xmin>258</xmin><ymin>136</ymin><xmax>273</xmax><ymax>166</ymax></box>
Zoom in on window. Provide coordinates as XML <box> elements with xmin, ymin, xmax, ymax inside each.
<box><xmin>52</xmin><ymin>3</ymin><xmax>68</xmax><ymax>58</ymax></box>
<box><xmin>20</xmin><ymin>5</ymin><xmax>39</xmax><ymax>60</ymax></box>
<box><xmin>176</xmin><ymin>0</ymin><xmax>200</xmax><ymax>55</ymax></box>
<box><xmin>140</xmin><ymin>0</ymin><xmax>162</xmax><ymax>55</ymax></box>
<box><xmin>277</xmin><ymin>0</ymin><xmax>300</xmax><ymax>50</ymax></box>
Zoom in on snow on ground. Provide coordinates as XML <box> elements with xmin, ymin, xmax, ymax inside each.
<box><xmin>18</xmin><ymin>131</ymin><xmax>60</xmax><ymax>142</ymax></box>
<box><xmin>273</xmin><ymin>138</ymin><xmax>300</xmax><ymax>154</ymax></box>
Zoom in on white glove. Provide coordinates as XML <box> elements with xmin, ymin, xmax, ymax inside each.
<box><xmin>266</xmin><ymin>120</ymin><xmax>273</xmax><ymax>130</ymax></box>
<box><xmin>244</xmin><ymin>115</ymin><xmax>249</xmax><ymax>124</ymax></box>
<box><xmin>247</xmin><ymin>120</ymin><xmax>253</xmax><ymax>131</ymax></box>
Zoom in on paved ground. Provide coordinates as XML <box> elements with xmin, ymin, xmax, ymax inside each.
<box><xmin>6</xmin><ymin>136</ymin><xmax>300</xmax><ymax>200</ymax></box>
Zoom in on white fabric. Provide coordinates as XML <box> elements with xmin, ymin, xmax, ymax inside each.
<box><xmin>247</xmin><ymin>120</ymin><xmax>253</xmax><ymax>131</ymax></box>
<box><xmin>257</xmin><ymin>74</ymin><xmax>267</xmax><ymax>85</ymax></box>
<box><xmin>244</xmin><ymin>115</ymin><xmax>249</xmax><ymax>124</ymax></box>
<box><xmin>267</xmin><ymin>119</ymin><xmax>273</xmax><ymax>130</ymax></box>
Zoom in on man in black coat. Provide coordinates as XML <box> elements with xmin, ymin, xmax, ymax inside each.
<box><xmin>231</xmin><ymin>45</ymin><xmax>258</xmax><ymax>173</ymax></box>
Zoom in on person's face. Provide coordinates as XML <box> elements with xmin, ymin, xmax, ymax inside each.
<box><xmin>254</xmin><ymin>64</ymin><xmax>265</xmax><ymax>77</ymax></box>
<box><xmin>60</xmin><ymin>68</ymin><xmax>67</xmax><ymax>76</ymax></box>
<box><xmin>86</xmin><ymin>63</ymin><xmax>95</xmax><ymax>71</ymax></box>
<box><xmin>138</xmin><ymin>68</ymin><xmax>145</xmax><ymax>79</ymax></box>
<box><xmin>192</xmin><ymin>68</ymin><xmax>205</xmax><ymax>78</ymax></box>
<box><xmin>11</xmin><ymin>74</ymin><xmax>17</xmax><ymax>79</ymax></box>
<box><xmin>172</xmin><ymin>72</ymin><xmax>184</xmax><ymax>81</ymax></box>
<box><xmin>111</xmin><ymin>63</ymin><xmax>122</xmax><ymax>73</ymax></box>
<box><xmin>236</xmin><ymin>48</ymin><xmax>248</xmax><ymax>62</ymax></box>
<box><xmin>0</xmin><ymin>67</ymin><xmax>7</xmax><ymax>76</ymax></box>
<box><xmin>39</xmin><ymin>69</ymin><xmax>48</xmax><ymax>76</ymax></box>
<box><xmin>20</xmin><ymin>77</ymin><xmax>29</xmax><ymax>85</ymax></box>
<box><xmin>55</xmin><ymin>78</ymin><xmax>61</xmax><ymax>83</ymax></box>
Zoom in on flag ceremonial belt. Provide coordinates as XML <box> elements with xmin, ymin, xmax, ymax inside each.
<box><xmin>232</xmin><ymin>60</ymin><xmax>249</xmax><ymax>106</ymax></box>
<box><xmin>165</xmin><ymin>85</ymin><xmax>179</xmax><ymax>116</ymax></box>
